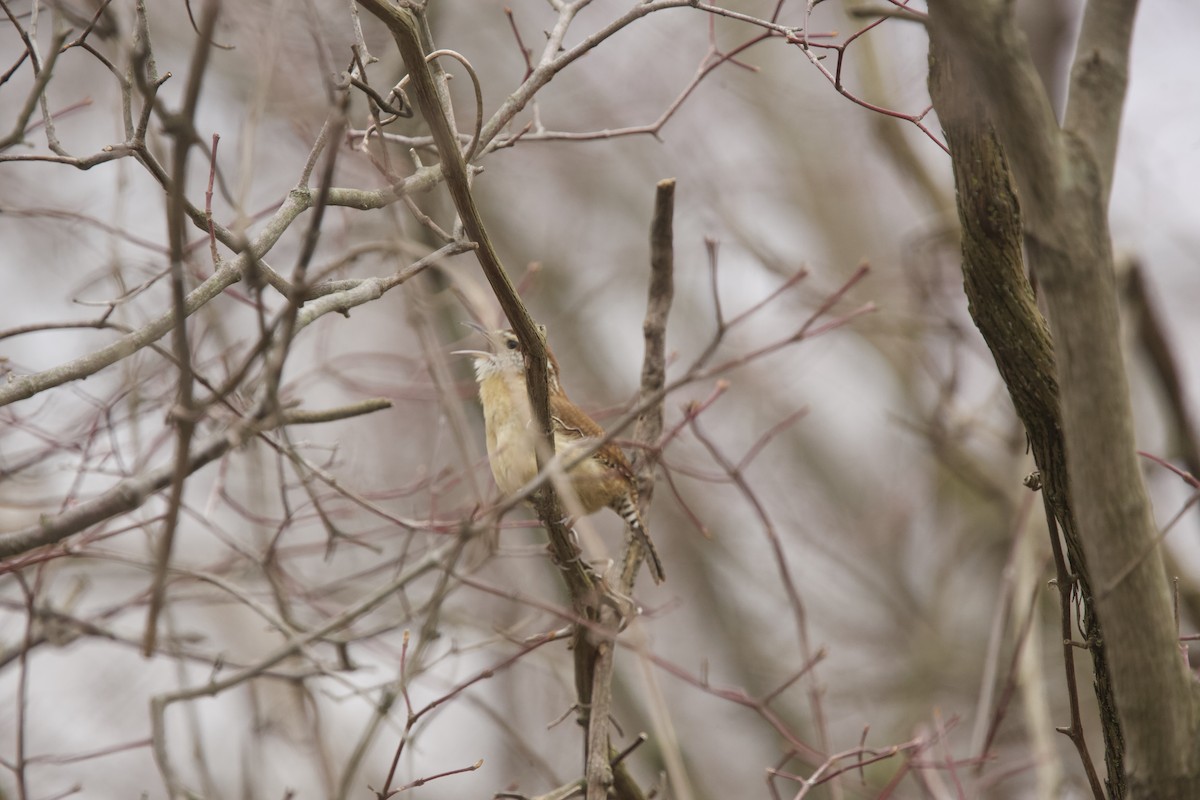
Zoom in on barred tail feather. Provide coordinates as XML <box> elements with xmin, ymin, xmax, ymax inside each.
<box><xmin>614</xmin><ymin>495</ymin><xmax>666</xmax><ymax>584</ymax></box>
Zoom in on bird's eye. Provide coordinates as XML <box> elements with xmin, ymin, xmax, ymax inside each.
<box><xmin>505</xmin><ymin>338</ymin><xmax>519</xmax><ymax>350</ymax></box>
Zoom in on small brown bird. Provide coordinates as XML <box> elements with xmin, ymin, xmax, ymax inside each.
<box><xmin>459</xmin><ymin>326</ymin><xmax>666</xmax><ymax>584</ymax></box>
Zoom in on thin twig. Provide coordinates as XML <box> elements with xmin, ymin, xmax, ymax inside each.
<box><xmin>1043</xmin><ymin>495</ymin><xmax>1106</xmax><ymax>800</ymax></box>
<box><xmin>144</xmin><ymin>0</ymin><xmax>221</xmax><ymax>656</ymax></box>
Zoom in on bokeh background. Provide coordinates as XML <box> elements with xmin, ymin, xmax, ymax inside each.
<box><xmin>2</xmin><ymin>1</ymin><xmax>1199</xmax><ymax>798</ymax></box>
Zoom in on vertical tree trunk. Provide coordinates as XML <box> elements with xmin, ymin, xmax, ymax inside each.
<box><xmin>927</xmin><ymin>2</ymin><xmax>1200</xmax><ymax>796</ymax></box>
<box><xmin>927</xmin><ymin>38</ymin><xmax>1124</xmax><ymax>798</ymax></box>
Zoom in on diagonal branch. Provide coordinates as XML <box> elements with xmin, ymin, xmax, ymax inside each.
<box><xmin>0</xmin><ymin>399</ymin><xmax>392</xmax><ymax>562</ymax></box>
<box><xmin>357</xmin><ymin>0</ymin><xmax>602</xmax><ymax>608</ymax></box>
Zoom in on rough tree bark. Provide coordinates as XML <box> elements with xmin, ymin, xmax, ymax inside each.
<box><xmin>927</xmin><ymin>41</ymin><xmax>1122</xmax><ymax>798</ymax></box>
<box><xmin>927</xmin><ymin>1</ymin><xmax>1200</xmax><ymax>797</ymax></box>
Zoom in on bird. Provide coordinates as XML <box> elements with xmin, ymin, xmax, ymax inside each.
<box><xmin>458</xmin><ymin>325</ymin><xmax>666</xmax><ymax>584</ymax></box>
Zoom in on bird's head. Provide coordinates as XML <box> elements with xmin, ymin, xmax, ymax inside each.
<box><xmin>454</xmin><ymin>322</ymin><xmax>561</xmax><ymax>390</ymax></box>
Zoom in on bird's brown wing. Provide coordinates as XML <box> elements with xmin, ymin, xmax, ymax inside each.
<box><xmin>549</xmin><ymin>393</ymin><xmax>635</xmax><ymax>478</ymax></box>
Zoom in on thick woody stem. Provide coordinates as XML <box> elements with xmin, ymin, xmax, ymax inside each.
<box><xmin>358</xmin><ymin>0</ymin><xmax>599</xmax><ymax>605</ymax></box>
<box><xmin>356</xmin><ymin>2</ymin><xmax>545</xmax><ymax>415</ymax></box>
<box><xmin>360</xmin><ymin>9</ymin><xmax>668</xmax><ymax>799</ymax></box>
<box><xmin>582</xmin><ymin>178</ymin><xmax>677</xmax><ymax>800</ymax></box>
<box><xmin>627</xmin><ymin>177</ymin><xmax>675</xmax><ymax>583</ymax></box>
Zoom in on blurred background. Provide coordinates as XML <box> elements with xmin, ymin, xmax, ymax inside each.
<box><xmin>1</xmin><ymin>0</ymin><xmax>1199</xmax><ymax>798</ymax></box>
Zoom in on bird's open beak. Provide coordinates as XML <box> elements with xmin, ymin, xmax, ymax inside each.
<box><xmin>455</xmin><ymin>321</ymin><xmax>507</xmax><ymax>357</ymax></box>
<box><xmin>454</xmin><ymin>321</ymin><xmax>495</xmax><ymax>359</ymax></box>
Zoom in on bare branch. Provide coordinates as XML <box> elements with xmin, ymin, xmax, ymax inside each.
<box><xmin>1064</xmin><ymin>0</ymin><xmax>1139</xmax><ymax>201</ymax></box>
<box><xmin>144</xmin><ymin>0</ymin><xmax>221</xmax><ymax>657</ymax></box>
